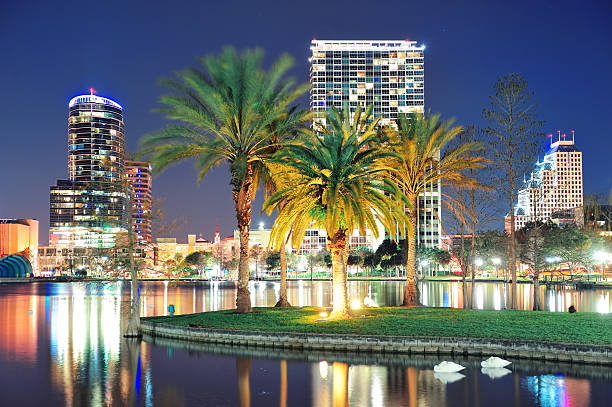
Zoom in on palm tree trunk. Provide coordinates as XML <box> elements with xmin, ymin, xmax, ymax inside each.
<box><xmin>275</xmin><ymin>241</ymin><xmax>291</xmax><ymax>307</ymax></box>
<box><xmin>234</xmin><ymin>172</ymin><xmax>255</xmax><ymax>314</ymax></box>
<box><xmin>460</xmin><ymin>187</ymin><xmax>468</xmax><ymax>309</ymax></box>
<box><xmin>403</xmin><ymin>193</ymin><xmax>419</xmax><ymax>306</ymax></box>
<box><xmin>470</xmin><ymin>192</ymin><xmax>476</xmax><ymax>309</ymax></box>
<box><xmin>328</xmin><ymin>229</ymin><xmax>350</xmax><ymax>319</ymax></box>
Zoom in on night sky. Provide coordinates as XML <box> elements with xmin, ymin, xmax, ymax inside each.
<box><xmin>1</xmin><ymin>0</ymin><xmax>611</xmax><ymax>244</ymax></box>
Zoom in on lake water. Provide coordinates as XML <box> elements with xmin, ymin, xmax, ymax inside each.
<box><xmin>0</xmin><ymin>280</ymin><xmax>611</xmax><ymax>406</ymax></box>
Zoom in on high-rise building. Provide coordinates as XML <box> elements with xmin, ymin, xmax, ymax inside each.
<box><xmin>309</xmin><ymin>39</ymin><xmax>441</xmax><ymax>248</ymax></box>
<box><xmin>68</xmin><ymin>93</ymin><xmax>125</xmax><ymax>182</ymax></box>
<box><xmin>310</xmin><ymin>39</ymin><xmax>425</xmax><ymax>127</ymax></box>
<box><xmin>49</xmin><ymin>92</ymin><xmax>129</xmax><ymax>248</ymax></box>
<box><xmin>506</xmin><ymin>132</ymin><xmax>583</xmax><ymax>232</ymax></box>
<box><xmin>126</xmin><ymin>161</ymin><xmax>153</xmax><ymax>243</ymax></box>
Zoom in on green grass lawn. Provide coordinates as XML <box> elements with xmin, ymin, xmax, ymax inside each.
<box><xmin>145</xmin><ymin>306</ymin><xmax>612</xmax><ymax>346</ymax></box>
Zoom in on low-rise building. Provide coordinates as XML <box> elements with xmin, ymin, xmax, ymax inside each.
<box><xmin>0</xmin><ymin>219</ymin><xmax>39</xmax><ymax>272</ymax></box>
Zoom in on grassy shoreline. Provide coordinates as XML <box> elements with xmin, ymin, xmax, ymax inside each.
<box><xmin>145</xmin><ymin>307</ymin><xmax>612</xmax><ymax>346</ymax></box>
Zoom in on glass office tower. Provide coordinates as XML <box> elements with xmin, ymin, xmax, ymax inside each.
<box><xmin>49</xmin><ymin>93</ymin><xmax>129</xmax><ymax>248</ymax></box>
<box><xmin>309</xmin><ymin>40</ymin><xmax>440</xmax><ymax>248</ymax></box>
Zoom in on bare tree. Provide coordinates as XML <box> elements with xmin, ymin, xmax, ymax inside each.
<box><xmin>482</xmin><ymin>73</ymin><xmax>543</xmax><ymax>309</ymax></box>
<box><xmin>150</xmin><ymin>197</ymin><xmax>186</xmax><ymax>239</ymax></box>
<box><xmin>445</xmin><ymin>126</ymin><xmax>494</xmax><ymax>308</ymax></box>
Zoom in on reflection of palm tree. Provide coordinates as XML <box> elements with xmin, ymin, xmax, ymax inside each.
<box><xmin>236</xmin><ymin>357</ymin><xmax>251</xmax><ymax>407</ymax></box>
<box><xmin>407</xmin><ymin>367</ymin><xmax>417</xmax><ymax>407</ymax></box>
<box><xmin>279</xmin><ymin>360</ymin><xmax>287</xmax><ymax>407</ymax></box>
<box><xmin>332</xmin><ymin>362</ymin><xmax>349</xmax><ymax>407</ymax></box>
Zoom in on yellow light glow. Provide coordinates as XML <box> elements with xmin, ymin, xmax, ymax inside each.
<box><xmin>350</xmin><ymin>299</ymin><xmax>361</xmax><ymax>310</ymax></box>
<box><xmin>319</xmin><ymin>361</ymin><xmax>328</xmax><ymax>379</ymax></box>
<box><xmin>319</xmin><ymin>311</ymin><xmax>328</xmax><ymax>318</ymax></box>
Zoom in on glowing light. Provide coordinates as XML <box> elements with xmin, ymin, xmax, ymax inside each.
<box><xmin>319</xmin><ymin>361</ymin><xmax>328</xmax><ymax>379</ymax></box>
<box><xmin>319</xmin><ymin>311</ymin><xmax>328</xmax><ymax>318</ymax></box>
<box><xmin>492</xmin><ymin>257</ymin><xmax>501</xmax><ymax>265</ymax></box>
<box><xmin>363</xmin><ymin>297</ymin><xmax>379</xmax><ymax>308</ymax></box>
<box><xmin>594</xmin><ymin>251</ymin><xmax>609</xmax><ymax>262</ymax></box>
<box><xmin>350</xmin><ymin>299</ymin><xmax>361</xmax><ymax>310</ymax></box>
<box><xmin>69</xmin><ymin>94</ymin><xmax>123</xmax><ymax>109</ymax></box>
<box><xmin>259</xmin><ymin>222</ymin><xmax>264</xmax><ymax>230</ymax></box>
<box><xmin>474</xmin><ymin>258</ymin><xmax>484</xmax><ymax>267</ymax></box>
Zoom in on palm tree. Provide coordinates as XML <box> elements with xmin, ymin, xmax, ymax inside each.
<box><xmin>385</xmin><ymin>113</ymin><xmax>487</xmax><ymax>306</ymax></box>
<box><xmin>140</xmin><ymin>48</ymin><xmax>307</xmax><ymax>313</ymax></box>
<box><xmin>264</xmin><ymin>106</ymin><xmax>408</xmax><ymax>319</ymax></box>
<box><xmin>259</xmin><ymin>109</ymin><xmax>311</xmax><ymax>307</ymax></box>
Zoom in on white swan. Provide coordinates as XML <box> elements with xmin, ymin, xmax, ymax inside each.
<box><xmin>433</xmin><ymin>361</ymin><xmax>465</xmax><ymax>373</ymax></box>
<box><xmin>434</xmin><ymin>372</ymin><xmax>466</xmax><ymax>384</ymax></box>
<box><xmin>480</xmin><ymin>356</ymin><xmax>512</xmax><ymax>368</ymax></box>
<box><xmin>481</xmin><ymin>367</ymin><xmax>512</xmax><ymax>379</ymax></box>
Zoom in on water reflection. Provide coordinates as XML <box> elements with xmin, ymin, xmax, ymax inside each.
<box><xmin>0</xmin><ymin>281</ymin><xmax>611</xmax><ymax>406</ymax></box>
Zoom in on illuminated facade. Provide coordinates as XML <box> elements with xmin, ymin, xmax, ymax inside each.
<box><xmin>0</xmin><ymin>219</ymin><xmax>38</xmax><ymax>272</ymax></box>
<box><xmin>310</xmin><ymin>39</ymin><xmax>425</xmax><ymax>127</ymax></box>
<box><xmin>68</xmin><ymin>94</ymin><xmax>125</xmax><ymax>182</ymax></box>
<box><xmin>309</xmin><ymin>40</ymin><xmax>441</xmax><ymax>248</ymax></box>
<box><xmin>126</xmin><ymin>161</ymin><xmax>153</xmax><ymax>243</ymax></box>
<box><xmin>49</xmin><ymin>92</ymin><xmax>129</xmax><ymax>248</ymax></box>
<box><xmin>506</xmin><ymin>132</ymin><xmax>583</xmax><ymax>232</ymax></box>
<box><xmin>49</xmin><ymin>180</ymin><xmax>128</xmax><ymax>247</ymax></box>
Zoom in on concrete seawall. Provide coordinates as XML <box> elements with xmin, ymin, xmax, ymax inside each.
<box><xmin>141</xmin><ymin>321</ymin><xmax>612</xmax><ymax>366</ymax></box>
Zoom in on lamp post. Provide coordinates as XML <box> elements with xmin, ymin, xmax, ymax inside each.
<box><xmin>492</xmin><ymin>257</ymin><xmax>501</xmax><ymax>279</ymax></box>
<box><xmin>545</xmin><ymin>256</ymin><xmax>562</xmax><ymax>281</ymax></box>
<box><xmin>420</xmin><ymin>259</ymin><xmax>429</xmax><ymax>277</ymax></box>
<box><xmin>474</xmin><ymin>258</ymin><xmax>483</xmax><ymax>278</ymax></box>
<box><xmin>594</xmin><ymin>251</ymin><xmax>608</xmax><ymax>281</ymax></box>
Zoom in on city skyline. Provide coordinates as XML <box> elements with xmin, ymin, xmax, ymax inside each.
<box><xmin>1</xmin><ymin>0</ymin><xmax>611</xmax><ymax>244</ymax></box>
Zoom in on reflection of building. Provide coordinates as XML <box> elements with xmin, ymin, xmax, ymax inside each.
<box><xmin>525</xmin><ymin>375</ymin><xmax>590</xmax><ymax>407</ymax></box>
<box><xmin>309</xmin><ymin>40</ymin><xmax>441</xmax><ymax>248</ymax></box>
<box><xmin>0</xmin><ymin>294</ymin><xmax>38</xmax><ymax>361</ymax></box>
<box><xmin>49</xmin><ymin>92</ymin><xmax>129</xmax><ymax>249</ymax></box>
<box><xmin>126</xmin><ymin>161</ymin><xmax>153</xmax><ymax>243</ymax></box>
<box><xmin>0</xmin><ymin>219</ymin><xmax>39</xmax><ymax>271</ymax></box>
<box><xmin>507</xmin><ymin>132</ymin><xmax>583</xmax><ymax>232</ymax></box>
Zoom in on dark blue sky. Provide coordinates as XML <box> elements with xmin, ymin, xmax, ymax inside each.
<box><xmin>1</xmin><ymin>0</ymin><xmax>611</xmax><ymax>244</ymax></box>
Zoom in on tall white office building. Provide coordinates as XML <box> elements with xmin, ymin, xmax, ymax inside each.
<box><xmin>506</xmin><ymin>132</ymin><xmax>583</xmax><ymax>232</ymax></box>
<box><xmin>309</xmin><ymin>39</ymin><xmax>441</xmax><ymax>248</ymax></box>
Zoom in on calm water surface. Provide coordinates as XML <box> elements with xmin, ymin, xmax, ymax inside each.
<box><xmin>0</xmin><ymin>280</ymin><xmax>611</xmax><ymax>406</ymax></box>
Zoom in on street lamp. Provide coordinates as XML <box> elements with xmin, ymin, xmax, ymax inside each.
<box><xmin>492</xmin><ymin>257</ymin><xmax>501</xmax><ymax>279</ymax></box>
<box><xmin>420</xmin><ymin>259</ymin><xmax>429</xmax><ymax>277</ymax></box>
<box><xmin>474</xmin><ymin>258</ymin><xmax>483</xmax><ymax>279</ymax></box>
<box><xmin>594</xmin><ymin>251</ymin><xmax>609</xmax><ymax>281</ymax></box>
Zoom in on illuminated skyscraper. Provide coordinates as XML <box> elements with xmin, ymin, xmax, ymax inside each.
<box><xmin>49</xmin><ymin>91</ymin><xmax>129</xmax><ymax>248</ymax></box>
<box><xmin>309</xmin><ymin>40</ymin><xmax>441</xmax><ymax>248</ymax></box>
<box><xmin>67</xmin><ymin>93</ymin><xmax>125</xmax><ymax>182</ymax></box>
<box><xmin>126</xmin><ymin>161</ymin><xmax>153</xmax><ymax>243</ymax></box>
<box><xmin>506</xmin><ymin>132</ymin><xmax>583</xmax><ymax>231</ymax></box>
